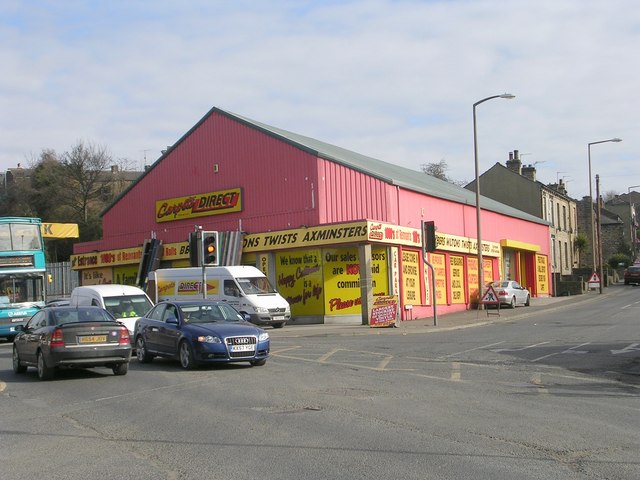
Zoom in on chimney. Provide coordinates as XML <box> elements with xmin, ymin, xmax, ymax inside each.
<box><xmin>522</xmin><ymin>164</ymin><xmax>536</xmax><ymax>182</ymax></box>
<box><xmin>505</xmin><ymin>149</ymin><xmax>522</xmax><ymax>174</ymax></box>
<box><xmin>557</xmin><ymin>178</ymin><xmax>567</xmax><ymax>196</ymax></box>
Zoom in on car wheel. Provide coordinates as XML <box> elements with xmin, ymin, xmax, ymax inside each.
<box><xmin>112</xmin><ymin>362</ymin><xmax>129</xmax><ymax>376</ymax></box>
<box><xmin>179</xmin><ymin>341</ymin><xmax>196</xmax><ymax>370</ymax></box>
<box><xmin>37</xmin><ymin>350</ymin><xmax>55</xmax><ymax>381</ymax></box>
<box><xmin>251</xmin><ymin>359</ymin><xmax>267</xmax><ymax>366</ymax></box>
<box><xmin>12</xmin><ymin>345</ymin><xmax>27</xmax><ymax>374</ymax></box>
<box><xmin>136</xmin><ymin>336</ymin><xmax>153</xmax><ymax>363</ymax></box>
<box><xmin>273</xmin><ymin>322</ymin><xmax>285</xmax><ymax>329</ymax></box>
<box><xmin>525</xmin><ymin>295</ymin><xmax>530</xmax><ymax>307</ymax></box>
<box><xmin>509</xmin><ymin>296</ymin><xmax>516</xmax><ymax>309</ymax></box>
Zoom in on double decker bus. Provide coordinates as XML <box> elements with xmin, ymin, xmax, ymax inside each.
<box><xmin>0</xmin><ymin>217</ymin><xmax>46</xmax><ymax>340</ymax></box>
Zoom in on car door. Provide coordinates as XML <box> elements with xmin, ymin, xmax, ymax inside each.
<box><xmin>140</xmin><ymin>304</ymin><xmax>166</xmax><ymax>353</ymax></box>
<box><xmin>16</xmin><ymin>311</ymin><xmax>48</xmax><ymax>364</ymax></box>
<box><xmin>512</xmin><ymin>282</ymin><xmax>527</xmax><ymax>304</ymax></box>
<box><xmin>156</xmin><ymin>303</ymin><xmax>182</xmax><ymax>355</ymax></box>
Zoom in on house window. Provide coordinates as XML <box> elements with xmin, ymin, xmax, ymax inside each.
<box><xmin>565</xmin><ymin>242</ymin><xmax>569</xmax><ymax>269</ymax></box>
<box><xmin>562</xmin><ymin>205</ymin><xmax>567</xmax><ymax>231</ymax></box>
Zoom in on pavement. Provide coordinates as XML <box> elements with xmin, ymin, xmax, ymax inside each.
<box><xmin>271</xmin><ymin>288</ymin><xmax>608</xmax><ymax>338</ymax></box>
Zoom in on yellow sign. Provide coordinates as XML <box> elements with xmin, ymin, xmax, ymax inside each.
<box><xmin>72</xmin><ymin>241</ymin><xmax>189</xmax><ymax>270</ymax></box>
<box><xmin>429</xmin><ymin>253</ymin><xmax>447</xmax><ymax>305</ymax></box>
<box><xmin>535</xmin><ymin>254</ymin><xmax>549</xmax><ymax>295</ymax></box>
<box><xmin>243</xmin><ymin>222</ymin><xmax>369</xmax><ymax>252</ymax></box>
<box><xmin>41</xmin><ymin>223</ymin><xmax>79</xmax><ymax>238</ymax></box>
<box><xmin>155</xmin><ymin>187</ymin><xmax>242</xmax><ymax>223</ymax></box>
<box><xmin>466</xmin><ymin>257</ymin><xmax>478</xmax><ymax>302</ymax></box>
<box><xmin>401</xmin><ymin>250</ymin><xmax>420</xmax><ymax>305</ymax></box>
<box><xmin>435</xmin><ymin>232</ymin><xmax>501</xmax><ymax>257</ymax></box>
<box><xmin>449</xmin><ymin>255</ymin><xmax>465</xmax><ymax>304</ymax></box>
<box><xmin>275</xmin><ymin>249</ymin><xmax>324</xmax><ymax>316</ymax></box>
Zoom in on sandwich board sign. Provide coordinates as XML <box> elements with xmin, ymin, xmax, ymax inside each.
<box><xmin>588</xmin><ymin>272</ymin><xmax>600</xmax><ymax>290</ymax></box>
<box><xmin>481</xmin><ymin>285</ymin><xmax>499</xmax><ymax>305</ymax></box>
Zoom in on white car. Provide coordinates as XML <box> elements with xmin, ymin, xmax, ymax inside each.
<box><xmin>485</xmin><ymin>280</ymin><xmax>530</xmax><ymax>308</ymax></box>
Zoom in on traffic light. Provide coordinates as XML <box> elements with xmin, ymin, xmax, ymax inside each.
<box><xmin>423</xmin><ymin>220</ymin><xmax>436</xmax><ymax>253</ymax></box>
<box><xmin>201</xmin><ymin>231</ymin><xmax>219</xmax><ymax>266</ymax></box>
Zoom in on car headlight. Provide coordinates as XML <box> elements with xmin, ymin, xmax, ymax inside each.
<box><xmin>258</xmin><ymin>332</ymin><xmax>269</xmax><ymax>342</ymax></box>
<box><xmin>197</xmin><ymin>335</ymin><xmax>222</xmax><ymax>344</ymax></box>
<box><xmin>255</xmin><ymin>306</ymin><xmax>270</xmax><ymax>314</ymax></box>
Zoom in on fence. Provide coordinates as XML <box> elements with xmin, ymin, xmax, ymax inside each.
<box><xmin>46</xmin><ymin>261</ymin><xmax>80</xmax><ymax>299</ymax></box>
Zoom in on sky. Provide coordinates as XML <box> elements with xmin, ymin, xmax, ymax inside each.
<box><xmin>2</xmin><ymin>0</ymin><xmax>639</xmax><ymax>200</ymax></box>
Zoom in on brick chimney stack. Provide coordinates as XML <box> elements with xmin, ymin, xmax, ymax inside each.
<box><xmin>506</xmin><ymin>149</ymin><xmax>522</xmax><ymax>174</ymax></box>
<box><xmin>522</xmin><ymin>164</ymin><xmax>537</xmax><ymax>182</ymax></box>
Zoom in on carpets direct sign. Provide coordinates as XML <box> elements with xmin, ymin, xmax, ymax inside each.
<box><xmin>155</xmin><ymin>188</ymin><xmax>242</xmax><ymax>223</ymax></box>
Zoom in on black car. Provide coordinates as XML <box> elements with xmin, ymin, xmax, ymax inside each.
<box><xmin>12</xmin><ymin>306</ymin><xmax>132</xmax><ymax>380</ymax></box>
<box><xmin>134</xmin><ymin>300</ymin><xmax>270</xmax><ymax>369</ymax></box>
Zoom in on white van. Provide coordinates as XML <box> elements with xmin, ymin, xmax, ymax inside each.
<box><xmin>147</xmin><ymin>266</ymin><xmax>291</xmax><ymax>328</ymax></box>
<box><xmin>69</xmin><ymin>284</ymin><xmax>154</xmax><ymax>338</ymax></box>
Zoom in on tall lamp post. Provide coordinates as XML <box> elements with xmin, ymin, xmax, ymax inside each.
<box><xmin>628</xmin><ymin>185</ymin><xmax>640</xmax><ymax>261</ymax></box>
<box><xmin>587</xmin><ymin>138</ymin><xmax>621</xmax><ymax>289</ymax></box>
<box><xmin>473</xmin><ymin>93</ymin><xmax>515</xmax><ymax>308</ymax></box>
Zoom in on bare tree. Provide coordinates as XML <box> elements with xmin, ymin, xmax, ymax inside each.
<box><xmin>421</xmin><ymin>159</ymin><xmax>468</xmax><ymax>186</ymax></box>
<box><xmin>60</xmin><ymin>141</ymin><xmax>113</xmax><ymax>223</ymax></box>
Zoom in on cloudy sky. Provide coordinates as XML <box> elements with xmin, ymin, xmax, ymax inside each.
<box><xmin>2</xmin><ymin>0</ymin><xmax>638</xmax><ymax>199</ymax></box>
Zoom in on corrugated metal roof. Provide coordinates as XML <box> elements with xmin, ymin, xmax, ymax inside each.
<box><xmin>224</xmin><ymin>109</ymin><xmax>547</xmax><ymax>226</ymax></box>
<box><xmin>105</xmin><ymin>106</ymin><xmax>547</xmax><ymax>226</ymax></box>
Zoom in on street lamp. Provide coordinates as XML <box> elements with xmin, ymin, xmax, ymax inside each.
<box><xmin>628</xmin><ymin>185</ymin><xmax>640</xmax><ymax>261</ymax></box>
<box><xmin>587</xmin><ymin>138</ymin><xmax>621</xmax><ymax>290</ymax></box>
<box><xmin>473</xmin><ymin>93</ymin><xmax>515</xmax><ymax>308</ymax></box>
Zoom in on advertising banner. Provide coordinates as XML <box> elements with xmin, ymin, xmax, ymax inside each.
<box><xmin>535</xmin><ymin>254</ymin><xmax>549</xmax><ymax>295</ymax></box>
<box><xmin>275</xmin><ymin>249</ymin><xmax>324</xmax><ymax>316</ymax></box>
<box><xmin>429</xmin><ymin>253</ymin><xmax>447</xmax><ymax>305</ymax></box>
<box><xmin>401</xmin><ymin>250</ymin><xmax>420</xmax><ymax>305</ymax></box>
<box><xmin>369</xmin><ymin>295</ymin><xmax>399</xmax><ymax>328</ymax></box>
<box><xmin>449</xmin><ymin>255</ymin><xmax>465</xmax><ymax>304</ymax></box>
<box><xmin>155</xmin><ymin>188</ymin><xmax>242</xmax><ymax>223</ymax></box>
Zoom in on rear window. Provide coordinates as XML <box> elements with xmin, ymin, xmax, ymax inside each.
<box><xmin>626</xmin><ymin>266</ymin><xmax>640</xmax><ymax>273</ymax></box>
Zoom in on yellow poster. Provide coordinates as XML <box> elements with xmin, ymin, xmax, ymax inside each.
<box><xmin>323</xmin><ymin>247</ymin><xmax>389</xmax><ymax>316</ymax></box>
<box><xmin>536</xmin><ymin>254</ymin><xmax>549</xmax><ymax>295</ymax></box>
<box><xmin>81</xmin><ymin>268</ymin><xmax>113</xmax><ymax>285</ymax></box>
<box><xmin>275</xmin><ymin>249</ymin><xmax>324</xmax><ymax>316</ymax></box>
<box><xmin>401</xmin><ymin>250</ymin><xmax>420</xmax><ymax>305</ymax></box>
<box><xmin>430</xmin><ymin>253</ymin><xmax>447</xmax><ymax>305</ymax></box>
<box><xmin>483</xmin><ymin>258</ymin><xmax>494</xmax><ymax>284</ymax></box>
<box><xmin>449</xmin><ymin>256</ymin><xmax>465</xmax><ymax>304</ymax></box>
<box><xmin>467</xmin><ymin>257</ymin><xmax>479</xmax><ymax>302</ymax></box>
<box><xmin>113</xmin><ymin>265</ymin><xmax>139</xmax><ymax>285</ymax></box>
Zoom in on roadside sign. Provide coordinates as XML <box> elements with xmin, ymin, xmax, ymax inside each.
<box><xmin>588</xmin><ymin>272</ymin><xmax>600</xmax><ymax>290</ymax></box>
<box><xmin>481</xmin><ymin>285</ymin><xmax>499</xmax><ymax>305</ymax></box>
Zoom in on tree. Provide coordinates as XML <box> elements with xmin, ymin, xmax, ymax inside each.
<box><xmin>421</xmin><ymin>159</ymin><xmax>467</xmax><ymax>186</ymax></box>
<box><xmin>59</xmin><ymin>141</ymin><xmax>112</xmax><ymax>224</ymax></box>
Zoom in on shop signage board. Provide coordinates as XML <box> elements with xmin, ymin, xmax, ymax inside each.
<box><xmin>369</xmin><ymin>295</ymin><xmax>399</xmax><ymax>327</ymax></box>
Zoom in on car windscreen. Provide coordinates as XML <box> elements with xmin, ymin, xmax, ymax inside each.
<box><xmin>180</xmin><ymin>303</ymin><xmax>244</xmax><ymax>323</ymax></box>
<box><xmin>236</xmin><ymin>277</ymin><xmax>276</xmax><ymax>294</ymax></box>
<box><xmin>53</xmin><ymin>308</ymin><xmax>114</xmax><ymax>325</ymax></box>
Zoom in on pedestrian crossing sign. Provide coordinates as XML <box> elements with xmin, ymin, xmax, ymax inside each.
<box><xmin>481</xmin><ymin>285</ymin><xmax>499</xmax><ymax>304</ymax></box>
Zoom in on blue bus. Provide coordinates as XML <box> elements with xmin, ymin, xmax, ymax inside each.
<box><xmin>0</xmin><ymin>217</ymin><xmax>46</xmax><ymax>340</ymax></box>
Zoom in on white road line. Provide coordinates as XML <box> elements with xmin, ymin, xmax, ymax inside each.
<box><xmin>444</xmin><ymin>341</ymin><xmax>505</xmax><ymax>358</ymax></box>
<box><xmin>491</xmin><ymin>341</ymin><xmax>550</xmax><ymax>353</ymax></box>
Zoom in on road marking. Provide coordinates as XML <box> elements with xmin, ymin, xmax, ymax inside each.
<box><xmin>491</xmin><ymin>341</ymin><xmax>550</xmax><ymax>353</ymax></box>
<box><xmin>270</xmin><ymin>346</ymin><xmax>302</xmax><ymax>355</ymax></box>
<box><xmin>450</xmin><ymin>362</ymin><xmax>461</xmax><ymax>381</ymax></box>
<box><xmin>611</xmin><ymin>343</ymin><xmax>640</xmax><ymax>355</ymax></box>
<box><xmin>444</xmin><ymin>341</ymin><xmax>505</xmax><ymax>358</ymax></box>
<box><xmin>531</xmin><ymin>342</ymin><xmax>590</xmax><ymax>362</ymax></box>
<box><xmin>0</xmin><ymin>380</ymin><xmax>5</xmax><ymax>393</ymax></box>
<box><xmin>317</xmin><ymin>348</ymin><xmax>341</xmax><ymax>363</ymax></box>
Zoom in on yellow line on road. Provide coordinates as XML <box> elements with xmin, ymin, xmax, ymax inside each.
<box><xmin>0</xmin><ymin>380</ymin><xmax>6</xmax><ymax>393</ymax></box>
<box><xmin>318</xmin><ymin>348</ymin><xmax>341</xmax><ymax>363</ymax></box>
<box><xmin>451</xmin><ymin>362</ymin><xmax>461</xmax><ymax>381</ymax></box>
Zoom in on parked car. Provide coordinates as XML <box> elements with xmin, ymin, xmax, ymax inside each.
<box><xmin>12</xmin><ymin>306</ymin><xmax>132</xmax><ymax>380</ymax></box>
<box><xmin>134</xmin><ymin>300</ymin><xmax>270</xmax><ymax>369</ymax></box>
<box><xmin>484</xmin><ymin>280</ymin><xmax>531</xmax><ymax>308</ymax></box>
<box><xmin>623</xmin><ymin>265</ymin><xmax>640</xmax><ymax>285</ymax></box>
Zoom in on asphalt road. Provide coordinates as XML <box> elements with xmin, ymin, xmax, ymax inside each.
<box><xmin>0</xmin><ymin>285</ymin><xmax>638</xmax><ymax>479</ymax></box>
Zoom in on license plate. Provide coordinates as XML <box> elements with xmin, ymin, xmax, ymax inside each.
<box><xmin>79</xmin><ymin>335</ymin><xmax>107</xmax><ymax>344</ymax></box>
<box><xmin>230</xmin><ymin>344</ymin><xmax>255</xmax><ymax>352</ymax></box>
<box><xmin>272</xmin><ymin>316</ymin><xmax>285</xmax><ymax>320</ymax></box>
